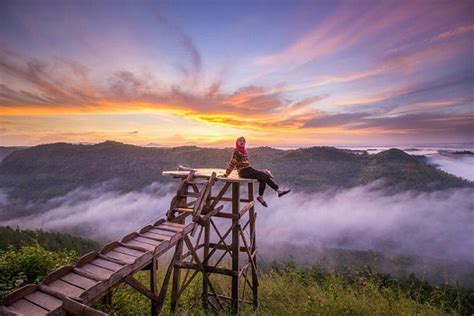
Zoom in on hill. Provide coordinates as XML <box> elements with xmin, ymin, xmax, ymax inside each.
<box><xmin>0</xmin><ymin>141</ymin><xmax>471</xmax><ymax>207</ymax></box>
<box><xmin>0</xmin><ymin>146</ymin><xmax>29</xmax><ymax>162</ymax></box>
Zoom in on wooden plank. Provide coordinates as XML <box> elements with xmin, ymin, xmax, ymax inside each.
<box><xmin>124</xmin><ymin>240</ymin><xmax>156</xmax><ymax>251</ymax></box>
<box><xmin>61</xmin><ymin>273</ymin><xmax>97</xmax><ymax>290</ymax></box>
<box><xmin>8</xmin><ymin>299</ymin><xmax>48</xmax><ymax>315</ymax></box>
<box><xmin>24</xmin><ymin>291</ymin><xmax>62</xmax><ymax>311</ymax></box>
<box><xmin>72</xmin><ymin>267</ymin><xmax>107</xmax><ymax>282</ymax></box>
<box><xmin>42</xmin><ymin>266</ymin><xmax>74</xmax><ymax>285</ymax></box>
<box><xmin>46</xmin><ymin>279</ymin><xmax>84</xmax><ymax>298</ymax></box>
<box><xmin>62</xmin><ymin>297</ymin><xmax>107</xmax><ymax>316</ymax></box>
<box><xmin>134</xmin><ymin>236</ymin><xmax>161</xmax><ymax>246</ymax></box>
<box><xmin>162</xmin><ymin>221</ymin><xmax>185</xmax><ymax>228</ymax></box>
<box><xmin>79</xmin><ymin>264</ymin><xmax>114</xmax><ymax>280</ymax></box>
<box><xmin>3</xmin><ymin>284</ymin><xmax>38</xmax><ymax>305</ymax></box>
<box><xmin>91</xmin><ymin>258</ymin><xmax>123</xmax><ymax>272</ymax></box>
<box><xmin>77</xmin><ymin>251</ymin><xmax>99</xmax><ymax>266</ymax></box>
<box><xmin>141</xmin><ymin>231</ymin><xmax>171</xmax><ymax>241</ymax></box>
<box><xmin>149</xmin><ymin>228</ymin><xmax>175</xmax><ymax>236</ymax></box>
<box><xmin>155</xmin><ymin>224</ymin><xmax>182</xmax><ymax>233</ymax></box>
<box><xmin>114</xmin><ymin>246</ymin><xmax>145</xmax><ymax>257</ymax></box>
<box><xmin>119</xmin><ymin>241</ymin><xmax>149</xmax><ymax>253</ymax></box>
<box><xmin>103</xmin><ymin>250</ymin><xmax>136</xmax><ymax>264</ymax></box>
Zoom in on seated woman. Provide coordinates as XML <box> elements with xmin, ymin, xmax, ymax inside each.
<box><xmin>223</xmin><ymin>136</ymin><xmax>290</xmax><ymax>207</ymax></box>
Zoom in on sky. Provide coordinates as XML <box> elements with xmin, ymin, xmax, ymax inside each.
<box><xmin>0</xmin><ymin>0</ymin><xmax>473</xmax><ymax>147</ymax></box>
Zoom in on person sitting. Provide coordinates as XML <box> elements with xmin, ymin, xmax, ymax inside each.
<box><xmin>222</xmin><ymin>136</ymin><xmax>290</xmax><ymax>207</ymax></box>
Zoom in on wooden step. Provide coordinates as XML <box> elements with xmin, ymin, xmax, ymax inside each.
<box><xmin>7</xmin><ymin>298</ymin><xmax>49</xmax><ymax>315</ymax></box>
<box><xmin>47</xmin><ymin>279</ymin><xmax>84</xmax><ymax>298</ymax></box>
<box><xmin>60</xmin><ymin>273</ymin><xmax>98</xmax><ymax>290</ymax></box>
<box><xmin>24</xmin><ymin>291</ymin><xmax>62</xmax><ymax>312</ymax></box>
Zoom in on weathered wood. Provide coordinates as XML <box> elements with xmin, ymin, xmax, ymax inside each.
<box><xmin>176</xmin><ymin>262</ymin><xmax>237</xmax><ymax>276</ymax></box>
<box><xmin>8</xmin><ymin>299</ymin><xmax>48</xmax><ymax>314</ymax></box>
<box><xmin>150</xmin><ymin>257</ymin><xmax>157</xmax><ymax>316</ymax></box>
<box><xmin>41</xmin><ymin>266</ymin><xmax>74</xmax><ymax>285</ymax></box>
<box><xmin>62</xmin><ymin>297</ymin><xmax>107</xmax><ymax>316</ymax></box>
<box><xmin>183</xmin><ymin>237</ymin><xmax>223</xmax><ymax>309</ymax></box>
<box><xmin>124</xmin><ymin>240</ymin><xmax>156</xmax><ymax>251</ymax></box>
<box><xmin>61</xmin><ymin>273</ymin><xmax>98</xmax><ymax>290</ymax></box>
<box><xmin>79</xmin><ymin>264</ymin><xmax>114</xmax><ymax>280</ymax></box>
<box><xmin>91</xmin><ymin>258</ymin><xmax>123</xmax><ymax>272</ymax></box>
<box><xmin>231</xmin><ymin>182</ymin><xmax>240</xmax><ymax>314</ymax></box>
<box><xmin>124</xmin><ymin>276</ymin><xmax>158</xmax><ymax>302</ymax></box>
<box><xmin>24</xmin><ymin>291</ymin><xmax>62</xmax><ymax>312</ymax></box>
<box><xmin>104</xmin><ymin>250</ymin><xmax>137</xmax><ymax>264</ymax></box>
<box><xmin>140</xmin><ymin>231</ymin><xmax>171</xmax><ymax>241</ymax></box>
<box><xmin>170</xmin><ymin>239</ymin><xmax>183</xmax><ymax>312</ymax></box>
<box><xmin>73</xmin><ymin>267</ymin><xmax>107</xmax><ymax>282</ymax></box>
<box><xmin>239</xmin><ymin>201</ymin><xmax>255</xmax><ymax>217</ymax></box>
<box><xmin>155</xmin><ymin>224</ymin><xmax>182</xmax><ymax>233</ymax></box>
<box><xmin>3</xmin><ymin>284</ymin><xmax>38</xmax><ymax>305</ymax></box>
<box><xmin>134</xmin><ymin>236</ymin><xmax>162</xmax><ymax>246</ymax></box>
<box><xmin>208</xmin><ymin>242</ymin><xmax>248</xmax><ymax>252</ymax></box>
<box><xmin>248</xmin><ymin>180</ymin><xmax>258</xmax><ymax>311</ymax></box>
<box><xmin>77</xmin><ymin>251</ymin><xmax>99</xmax><ymax>266</ymax></box>
<box><xmin>118</xmin><ymin>241</ymin><xmax>150</xmax><ymax>253</ymax></box>
<box><xmin>0</xmin><ymin>306</ymin><xmax>22</xmax><ymax>316</ymax></box>
<box><xmin>46</xmin><ymin>279</ymin><xmax>84</xmax><ymax>300</ymax></box>
<box><xmin>148</xmin><ymin>227</ymin><xmax>175</xmax><ymax>236</ymax></box>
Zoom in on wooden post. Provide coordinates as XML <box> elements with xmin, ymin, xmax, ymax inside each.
<box><xmin>202</xmin><ymin>217</ymin><xmax>210</xmax><ymax>309</ymax></box>
<box><xmin>170</xmin><ymin>239</ymin><xmax>183</xmax><ymax>313</ymax></box>
<box><xmin>248</xmin><ymin>182</ymin><xmax>258</xmax><ymax>311</ymax></box>
<box><xmin>231</xmin><ymin>182</ymin><xmax>240</xmax><ymax>314</ymax></box>
<box><xmin>150</xmin><ymin>258</ymin><xmax>157</xmax><ymax>316</ymax></box>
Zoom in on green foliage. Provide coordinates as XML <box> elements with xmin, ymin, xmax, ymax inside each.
<box><xmin>2</xmin><ymin>246</ymin><xmax>472</xmax><ymax>315</ymax></box>
<box><xmin>0</xmin><ymin>244</ymin><xmax>77</xmax><ymax>302</ymax></box>
<box><xmin>0</xmin><ymin>225</ymin><xmax>99</xmax><ymax>255</ymax></box>
<box><xmin>1</xmin><ymin>142</ymin><xmax>472</xmax><ymax>208</ymax></box>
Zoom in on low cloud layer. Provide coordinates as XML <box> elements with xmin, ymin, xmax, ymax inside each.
<box><xmin>427</xmin><ymin>154</ymin><xmax>474</xmax><ymax>181</ymax></box>
<box><xmin>0</xmin><ymin>182</ymin><xmax>176</xmax><ymax>241</ymax></box>
<box><xmin>1</xmin><ymin>180</ymin><xmax>472</xmax><ymax>266</ymax></box>
<box><xmin>259</xmin><ymin>181</ymin><xmax>474</xmax><ymax>263</ymax></box>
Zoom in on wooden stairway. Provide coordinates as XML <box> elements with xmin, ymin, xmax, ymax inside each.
<box><xmin>0</xmin><ymin>171</ymin><xmax>216</xmax><ymax>316</ymax></box>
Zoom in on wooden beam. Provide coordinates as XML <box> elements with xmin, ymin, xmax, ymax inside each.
<box><xmin>62</xmin><ymin>297</ymin><xmax>107</xmax><ymax>316</ymax></box>
<box><xmin>248</xmin><ymin>181</ymin><xmax>258</xmax><ymax>311</ymax></box>
<box><xmin>231</xmin><ymin>182</ymin><xmax>240</xmax><ymax>314</ymax></box>
<box><xmin>124</xmin><ymin>276</ymin><xmax>158</xmax><ymax>302</ymax></box>
<box><xmin>150</xmin><ymin>258</ymin><xmax>157</xmax><ymax>316</ymax></box>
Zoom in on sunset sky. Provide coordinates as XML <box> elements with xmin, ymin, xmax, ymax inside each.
<box><xmin>0</xmin><ymin>0</ymin><xmax>473</xmax><ymax>147</ymax></box>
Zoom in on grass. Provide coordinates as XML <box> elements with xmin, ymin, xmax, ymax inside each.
<box><xmin>97</xmin><ymin>262</ymin><xmax>461</xmax><ymax>316</ymax></box>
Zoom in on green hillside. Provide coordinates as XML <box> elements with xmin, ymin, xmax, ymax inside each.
<box><xmin>0</xmin><ymin>141</ymin><xmax>470</xmax><ymax>207</ymax></box>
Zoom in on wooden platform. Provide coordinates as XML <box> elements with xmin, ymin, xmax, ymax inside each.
<box><xmin>163</xmin><ymin>168</ymin><xmax>257</xmax><ymax>183</ymax></box>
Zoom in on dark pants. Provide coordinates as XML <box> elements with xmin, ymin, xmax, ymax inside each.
<box><xmin>239</xmin><ymin>167</ymin><xmax>279</xmax><ymax>196</ymax></box>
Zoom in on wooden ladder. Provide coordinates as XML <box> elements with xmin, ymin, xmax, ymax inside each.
<box><xmin>166</xmin><ymin>169</ymin><xmax>219</xmax><ymax>236</ymax></box>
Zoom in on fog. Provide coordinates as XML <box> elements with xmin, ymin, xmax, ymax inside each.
<box><xmin>0</xmin><ymin>182</ymin><xmax>176</xmax><ymax>241</ymax></box>
<box><xmin>258</xmin><ymin>180</ymin><xmax>474</xmax><ymax>262</ymax></box>
<box><xmin>427</xmin><ymin>154</ymin><xmax>474</xmax><ymax>181</ymax></box>
<box><xmin>1</xmin><ymin>180</ymin><xmax>472</xmax><ymax>267</ymax></box>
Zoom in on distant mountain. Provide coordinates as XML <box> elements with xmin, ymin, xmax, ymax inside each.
<box><xmin>0</xmin><ymin>141</ymin><xmax>471</xmax><ymax>206</ymax></box>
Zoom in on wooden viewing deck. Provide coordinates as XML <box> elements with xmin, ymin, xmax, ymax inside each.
<box><xmin>1</xmin><ymin>168</ymin><xmax>259</xmax><ymax>315</ymax></box>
